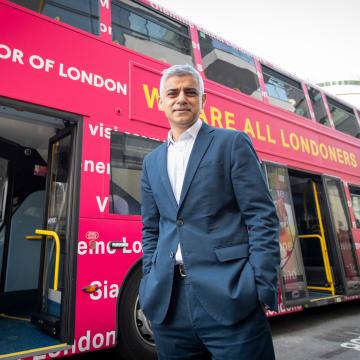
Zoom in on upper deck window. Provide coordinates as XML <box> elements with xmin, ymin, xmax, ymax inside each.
<box><xmin>9</xmin><ymin>0</ymin><xmax>100</xmax><ymax>35</ymax></box>
<box><xmin>307</xmin><ymin>86</ymin><xmax>330</xmax><ymax>127</ymax></box>
<box><xmin>262</xmin><ymin>65</ymin><xmax>311</xmax><ymax>119</ymax></box>
<box><xmin>109</xmin><ymin>132</ymin><xmax>161</xmax><ymax>215</ymax></box>
<box><xmin>198</xmin><ymin>32</ymin><xmax>261</xmax><ymax>100</ymax></box>
<box><xmin>326</xmin><ymin>97</ymin><xmax>360</xmax><ymax>139</ymax></box>
<box><xmin>111</xmin><ymin>0</ymin><xmax>193</xmax><ymax>65</ymax></box>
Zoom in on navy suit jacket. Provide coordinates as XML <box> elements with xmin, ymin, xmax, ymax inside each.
<box><xmin>140</xmin><ymin>122</ymin><xmax>280</xmax><ymax>325</ymax></box>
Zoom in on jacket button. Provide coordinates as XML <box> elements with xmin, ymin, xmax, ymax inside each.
<box><xmin>176</xmin><ymin>219</ymin><xmax>184</xmax><ymax>226</ymax></box>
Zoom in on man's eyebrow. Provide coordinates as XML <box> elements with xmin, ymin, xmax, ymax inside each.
<box><xmin>166</xmin><ymin>87</ymin><xmax>198</xmax><ymax>92</ymax></box>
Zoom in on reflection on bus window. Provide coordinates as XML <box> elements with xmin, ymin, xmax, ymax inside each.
<box><xmin>326</xmin><ymin>97</ymin><xmax>360</xmax><ymax>139</ymax></box>
<box><xmin>8</xmin><ymin>0</ymin><xmax>100</xmax><ymax>35</ymax></box>
<box><xmin>111</xmin><ymin>0</ymin><xmax>193</xmax><ymax>65</ymax></box>
<box><xmin>198</xmin><ymin>32</ymin><xmax>261</xmax><ymax>100</ymax></box>
<box><xmin>265</xmin><ymin>164</ymin><xmax>308</xmax><ymax>302</ymax></box>
<box><xmin>349</xmin><ymin>186</ymin><xmax>360</xmax><ymax>228</ymax></box>
<box><xmin>0</xmin><ymin>158</ymin><xmax>8</xmax><ymax>275</ymax></box>
<box><xmin>307</xmin><ymin>86</ymin><xmax>330</xmax><ymax>127</ymax></box>
<box><xmin>262</xmin><ymin>65</ymin><xmax>311</xmax><ymax>119</ymax></box>
<box><xmin>0</xmin><ymin>158</ymin><xmax>8</xmax><ymax>225</ymax></box>
<box><xmin>325</xmin><ymin>179</ymin><xmax>360</xmax><ymax>281</ymax></box>
<box><xmin>110</xmin><ymin>132</ymin><xmax>161</xmax><ymax>215</ymax></box>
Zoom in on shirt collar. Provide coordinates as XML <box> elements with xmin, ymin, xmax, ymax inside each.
<box><xmin>167</xmin><ymin>119</ymin><xmax>202</xmax><ymax>146</ymax></box>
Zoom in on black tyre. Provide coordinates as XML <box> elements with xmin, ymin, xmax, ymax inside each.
<box><xmin>116</xmin><ymin>264</ymin><xmax>157</xmax><ymax>360</ymax></box>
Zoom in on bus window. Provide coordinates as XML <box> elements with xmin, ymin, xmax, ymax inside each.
<box><xmin>0</xmin><ymin>158</ymin><xmax>8</xmax><ymax>224</ymax></box>
<box><xmin>0</xmin><ymin>158</ymin><xmax>8</xmax><ymax>275</ymax></box>
<box><xmin>111</xmin><ymin>0</ymin><xmax>194</xmax><ymax>65</ymax></box>
<box><xmin>262</xmin><ymin>65</ymin><xmax>311</xmax><ymax>119</ymax></box>
<box><xmin>307</xmin><ymin>86</ymin><xmax>330</xmax><ymax>127</ymax></box>
<box><xmin>324</xmin><ymin>178</ymin><xmax>360</xmax><ymax>287</ymax></box>
<box><xmin>349</xmin><ymin>186</ymin><xmax>360</xmax><ymax>228</ymax></box>
<box><xmin>109</xmin><ymin>132</ymin><xmax>161</xmax><ymax>215</ymax></box>
<box><xmin>9</xmin><ymin>0</ymin><xmax>100</xmax><ymax>35</ymax></box>
<box><xmin>198</xmin><ymin>32</ymin><xmax>262</xmax><ymax>100</ymax></box>
<box><xmin>326</xmin><ymin>97</ymin><xmax>360</xmax><ymax>139</ymax></box>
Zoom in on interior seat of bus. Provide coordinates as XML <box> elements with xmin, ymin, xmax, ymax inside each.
<box><xmin>0</xmin><ymin>103</ymin><xmax>66</xmax><ymax>355</ymax></box>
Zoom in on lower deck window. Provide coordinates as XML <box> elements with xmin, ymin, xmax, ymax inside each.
<box><xmin>110</xmin><ymin>132</ymin><xmax>161</xmax><ymax>215</ymax></box>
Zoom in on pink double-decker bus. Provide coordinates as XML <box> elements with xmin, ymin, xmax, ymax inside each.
<box><xmin>1</xmin><ymin>0</ymin><xmax>360</xmax><ymax>359</ymax></box>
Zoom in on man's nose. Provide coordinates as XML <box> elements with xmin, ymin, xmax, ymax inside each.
<box><xmin>176</xmin><ymin>90</ymin><xmax>187</xmax><ymax>103</ymax></box>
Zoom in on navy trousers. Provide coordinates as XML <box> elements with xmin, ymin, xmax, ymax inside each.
<box><xmin>151</xmin><ymin>270</ymin><xmax>276</xmax><ymax>360</ymax></box>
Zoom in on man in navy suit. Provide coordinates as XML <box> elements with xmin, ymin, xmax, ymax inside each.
<box><xmin>140</xmin><ymin>64</ymin><xmax>280</xmax><ymax>359</ymax></box>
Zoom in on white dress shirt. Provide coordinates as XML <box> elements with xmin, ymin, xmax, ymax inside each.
<box><xmin>167</xmin><ymin>118</ymin><xmax>202</xmax><ymax>264</ymax></box>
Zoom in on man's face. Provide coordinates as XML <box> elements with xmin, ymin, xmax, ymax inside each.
<box><xmin>159</xmin><ymin>75</ymin><xmax>206</xmax><ymax>131</ymax></box>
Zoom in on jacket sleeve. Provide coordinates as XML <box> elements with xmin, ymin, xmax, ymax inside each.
<box><xmin>141</xmin><ymin>157</ymin><xmax>160</xmax><ymax>276</ymax></box>
<box><xmin>230</xmin><ymin>132</ymin><xmax>280</xmax><ymax>310</ymax></box>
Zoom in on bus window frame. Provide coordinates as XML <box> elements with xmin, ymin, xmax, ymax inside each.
<box><xmin>110</xmin><ymin>0</ymin><xmax>195</xmax><ymax>66</ymax></box>
<box><xmin>304</xmin><ymin>84</ymin><xmax>332</xmax><ymax>127</ymax></box>
<box><xmin>196</xmin><ymin>30</ymin><xmax>263</xmax><ymax>101</ymax></box>
<box><xmin>325</xmin><ymin>96</ymin><xmax>360</xmax><ymax>139</ymax></box>
<box><xmin>261</xmin><ymin>64</ymin><xmax>312</xmax><ymax>120</ymax></box>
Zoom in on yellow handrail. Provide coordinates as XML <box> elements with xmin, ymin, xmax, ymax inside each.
<box><xmin>26</xmin><ymin>229</ymin><xmax>61</xmax><ymax>291</ymax></box>
<box><xmin>36</xmin><ymin>230</ymin><xmax>61</xmax><ymax>292</ymax></box>
<box><xmin>25</xmin><ymin>235</ymin><xmax>42</xmax><ymax>240</ymax></box>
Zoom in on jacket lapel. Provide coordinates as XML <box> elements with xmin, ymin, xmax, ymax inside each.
<box><xmin>157</xmin><ymin>142</ymin><xmax>178</xmax><ymax>210</ymax></box>
<box><xmin>178</xmin><ymin>123</ymin><xmax>214</xmax><ymax>210</ymax></box>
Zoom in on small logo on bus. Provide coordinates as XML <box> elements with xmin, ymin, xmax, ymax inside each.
<box><xmin>86</xmin><ymin>231</ymin><xmax>99</xmax><ymax>240</ymax></box>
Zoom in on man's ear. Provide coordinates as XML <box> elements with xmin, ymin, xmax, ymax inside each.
<box><xmin>158</xmin><ymin>96</ymin><xmax>164</xmax><ymax>111</ymax></box>
<box><xmin>201</xmin><ymin>93</ymin><xmax>207</xmax><ymax>109</ymax></box>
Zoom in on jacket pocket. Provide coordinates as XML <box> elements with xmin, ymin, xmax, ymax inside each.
<box><xmin>214</xmin><ymin>243</ymin><xmax>249</xmax><ymax>262</ymax></box>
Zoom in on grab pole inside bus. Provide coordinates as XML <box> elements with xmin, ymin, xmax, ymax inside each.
<box><xmin>298</xmin><ymin>181</ymin><xmax>335</xmax><ymax>295</ymax></box>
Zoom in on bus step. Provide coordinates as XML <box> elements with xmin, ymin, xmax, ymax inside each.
<box><xmin>30</xmin><ymin>312</ymin><xmax>60</xmax><ymax>337</ymax></box>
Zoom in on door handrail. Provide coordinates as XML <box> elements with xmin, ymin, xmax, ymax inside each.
<box><xmin>298</xmin><ymin>181</ymin><xmax>336</xmax><ymax>296</ymax></box>
<box><xmin>298</xmin><ymin>234</ymin><xmax>335</xmax><ymax>295</ymax></box>
<box><xmin>26</xmin><ymin>229</ymin><xmax>61</xmax><ymax>291</ymax></box>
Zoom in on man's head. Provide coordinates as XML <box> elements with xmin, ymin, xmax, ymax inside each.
<box><xmin>159</xmin><ymin>64</ymin><xmax>206</xmax><ymax>138</ymax></box>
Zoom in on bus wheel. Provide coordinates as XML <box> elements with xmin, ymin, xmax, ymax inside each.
<box><xmin>116</xmin><ymin>264</ymin><xmax>157</xmax><ymax>360</ymax></box>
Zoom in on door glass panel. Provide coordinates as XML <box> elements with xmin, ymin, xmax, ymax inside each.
<box><xmin>265</xmin><ymin>164</ymin><xmax>309</xmax><ymax>304</ymax></box>
<box><xmin>0</xmin><ymin>157</ymin><xmax>8</xmax><ymax>276</ymax></box>
<box><xmin>349</xmin><ymin>187</ymin><xmax>360</xmax><ymax>228</ymax></box>
<box><xmin>42</xmin><ymin>134</ymin><xmax>71</xmax><ymax>316</ymax></box>
<box><xmin>325</xmin><ymin>179</ymin><xmax>360</xmax><ymax>288</ymax></box>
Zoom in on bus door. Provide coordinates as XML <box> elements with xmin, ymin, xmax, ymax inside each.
<box><xmin>287</xmin><ymin>171</ymin><xmax>340</xmax><ymax>301</ymax></box>
<box><xmin>263</xmin><ymin>163</ymin><xmax>310</xmax><ymax>307</ymax></box>
<box><xmin>322</xmin><ymin>176</ymin><xmax>360</xmax><ymax>295</ymax></box>
<box><xmin>31</xmin><ymin>126</ymin><xmax>76</xmax><ymax>338</ymax></box>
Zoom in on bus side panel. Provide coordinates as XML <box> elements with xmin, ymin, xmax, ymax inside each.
<box><xmin>74</xmin><ymin>218</ymin><xmax>142</xmax><ymax>356</ymax></box>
